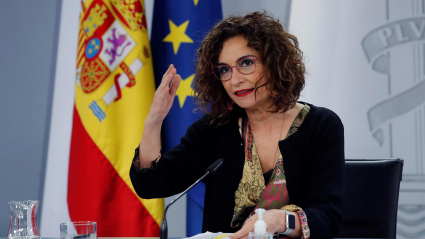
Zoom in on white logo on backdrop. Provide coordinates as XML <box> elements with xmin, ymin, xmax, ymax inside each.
<box><xmin>362</xmin><ymin>1</ymin><xmax>425</xmax><ymax>238</ymax></box>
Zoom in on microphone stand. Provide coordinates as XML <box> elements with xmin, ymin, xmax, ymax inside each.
<box><xmin>160</xmin><ymin>172</ymin><xmax>210</xmax><ymax>239</ymax></box>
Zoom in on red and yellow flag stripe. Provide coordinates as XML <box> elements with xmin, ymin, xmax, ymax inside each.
<box><xmin>68</xmin><ymin>0</ymin><xmax>163</xmax><ymax>236</ymax></box>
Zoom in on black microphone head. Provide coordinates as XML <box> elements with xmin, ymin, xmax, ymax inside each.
<box><xmin>206</xmin><ymin>158</ymin><xmax>223</xmax><ymax>175</ymax></box>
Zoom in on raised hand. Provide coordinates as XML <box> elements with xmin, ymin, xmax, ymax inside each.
<box><xmin>145</xmin><ymin>64</ymin><xmax>181</xmax><ymax>127</ymax></box>
<box><xmin>138</xmin><ymin>64</ymin><xmax>181</xmax><ymax>168</ymax></box>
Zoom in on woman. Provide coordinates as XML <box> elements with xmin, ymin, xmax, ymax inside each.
<box><xmin>130</xmin><ymin>12</ymin><xmax>344</xmax><ymax>239</ymax></box>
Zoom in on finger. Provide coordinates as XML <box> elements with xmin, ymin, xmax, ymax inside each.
<box><xmin>248</xmin><ymin>214</ymin><xmax>257</xmax><ymax>221</ymax></box>
<box><xmin>159</xmin><ymin>68</ymin><xmax>176</xmax><ymax>93</ymax></box>
<box><xmin>155</xmin><ymin>71</ymin><xmax>174</xmax><ymax>100</ymax></box>
<box><xmin>245</xmin><ymin>214</ymin><xmax>257</xmax><ymax>225</ymax></box>
<box><xmin>162</xmin><ymin>64</ymin><xmax>173</xmax><ymax>79</ymax></box>
<box><xmin>158</xmin><ymin>65</ymin><xmax>175</xmax><ymax>89</ymax></box>
<box><xmin>169</xmin><ymin>74</ymin><xmax>181</xmax><ymax>97</ymax></box>
<box><xmin>161</xmin><ymin>67</ymin><xmax>176</xmax><ymax>86</ymax></box>
<box><xmin>165</xmin><ymin>68</ymin><xmax>177</xmax><ymax>90</ymax></box>
<box><xmin>231</xmin><ymin>224</ymin><xmax>253</xmax><ymax>239</ymax></box>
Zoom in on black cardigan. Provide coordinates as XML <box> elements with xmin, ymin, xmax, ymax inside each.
<box><xmin>130</xmin><ymin>103</ymin><xmax>345</xmax><ymax>239</ymax></box>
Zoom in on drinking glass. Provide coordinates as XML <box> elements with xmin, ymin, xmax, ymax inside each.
<box><xmin>7</xmin><ymin>200</ymin><xmax>40</xmax><ymax>239</ymax></box>
<box><xmin>60</xmin><ymin>221</ymin><xmax>97</xmax><ymax>239</ymax></box>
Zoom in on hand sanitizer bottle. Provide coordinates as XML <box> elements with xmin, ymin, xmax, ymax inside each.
<box><xmin>248</xmin><ymin>208</ymin><xmax>273</xmax><ymax>239</ymax></box>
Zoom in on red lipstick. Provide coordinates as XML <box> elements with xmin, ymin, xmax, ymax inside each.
<box><xmin>234</xmin><ymin>89</ymin><xmax>254</xmax><ymax>97</ymax></box>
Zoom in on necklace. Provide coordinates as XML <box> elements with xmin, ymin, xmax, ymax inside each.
<box><xmin>271</xmin><ymin>112</ymin><xmax>286</xmax><ymax>169</ymax></box>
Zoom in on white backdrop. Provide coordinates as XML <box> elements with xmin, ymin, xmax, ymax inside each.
<box><xmin>40</xmin><ymin>0</ymin><xmax>79</xmax><ymax>235</ymax></box>
<box><xmin>41</xmin><ymin>0</ymin><xmax>425</xmax><ymax>238</ymax></box>
<box><xmin>292</xmin><ymin>1</ymin><xmax>425</xmax><ymax>238</ymax></box>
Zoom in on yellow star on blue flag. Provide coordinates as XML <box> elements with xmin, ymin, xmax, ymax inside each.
<box><xmin>163</xmin><ymin>20</ymin><xmax>193</xmax><ymax>55</ymax></box>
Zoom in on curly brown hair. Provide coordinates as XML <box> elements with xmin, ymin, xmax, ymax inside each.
<box><xmin>194</xmin><ymin>11</ymin><xmax>306</xmax><ymax>126</ymax></box>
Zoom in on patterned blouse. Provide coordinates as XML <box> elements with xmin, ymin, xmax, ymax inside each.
<box><xmin>231</xmin><ymin>104</ymin><xmax>311</xmax><ymax>239</ymax></box>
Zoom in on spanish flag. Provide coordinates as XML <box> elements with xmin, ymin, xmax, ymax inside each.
<box><xmin>68</xmin><ymin>0</ymin><xmax>163</xmax><ymax>236</ymax></box>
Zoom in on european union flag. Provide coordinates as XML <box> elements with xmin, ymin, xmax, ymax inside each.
<box><xmin>150</xmin><ymin>0</ymin><xmax>222</xmax><ymax>236</ymax></box>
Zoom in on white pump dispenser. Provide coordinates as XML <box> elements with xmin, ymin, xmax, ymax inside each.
<box><xmin>248</xmin><ymin>208</ymin><xmax>273</xmax><ymax>239</ymax></box>
<box><xmin>254</xmin><ymin>208</ymin><xmax>267</xmax><ymax>234</ymax></box>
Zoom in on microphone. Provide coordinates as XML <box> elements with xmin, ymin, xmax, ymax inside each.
<box><xmin>160</xmin><ymin>158</ymin><xmax>224</xmax><ymax>239</ymax></box>
<box><xmin>206</xmin><ymin>158</ymin><xmax>224</xmax><ymax>175</ymax></box>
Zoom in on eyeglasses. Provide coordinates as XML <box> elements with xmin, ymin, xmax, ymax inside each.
<box><xmin>212</xmin><ymin>56</ymin><xmax>260</xmax><ymax>81</ymax></box>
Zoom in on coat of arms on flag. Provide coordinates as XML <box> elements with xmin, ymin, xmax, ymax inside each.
<box><xmin>75</xmin><ymin>0</ymin><xmax>151</xmax><ymax>122</ymax></box>
<box><xmin>68</xmin><ymin>0</ymin><xmax>163</xmax><ymax>236</ymax></box>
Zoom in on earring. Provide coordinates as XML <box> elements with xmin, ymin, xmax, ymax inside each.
<box><xmin>227</xmin><ymin>101</ymin><xmax>234</xmax><ymax>111</ymax></box>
